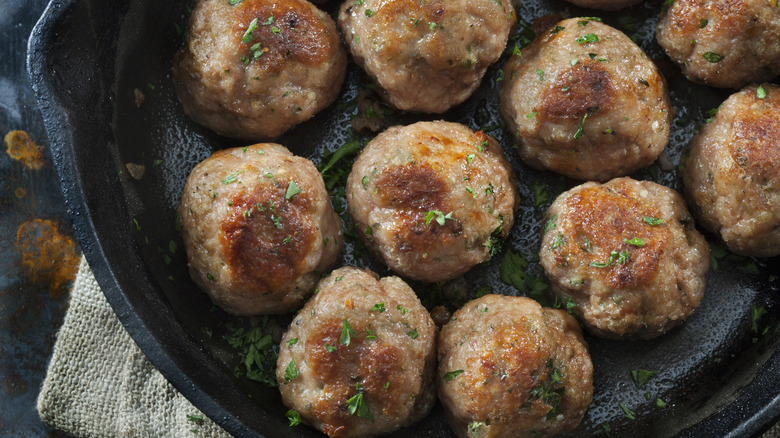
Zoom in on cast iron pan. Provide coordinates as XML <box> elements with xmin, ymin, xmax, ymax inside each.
<box><xmin>28</xmin><ymin>0</ymin><xmax>780</xmax><ymax>436</ymax></box>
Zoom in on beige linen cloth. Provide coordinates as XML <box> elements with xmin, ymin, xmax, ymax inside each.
<box><xmin>38</xmin><ymin>257</ymin><xmax>780</xmax><ymax>438</ymax></box>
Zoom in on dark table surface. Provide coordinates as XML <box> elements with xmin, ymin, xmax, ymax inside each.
<box><xmin>1</xmin><ymin>0</ymin><xmax>78</xmax><ymax>435</ymax></box>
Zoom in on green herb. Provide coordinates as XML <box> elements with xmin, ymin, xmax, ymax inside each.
<box><xmin>656</xmin><ymin>398</ymin><xmax>667</xmax><ymax>408</ymax></box>
<box><xmin>221</xmin><ymin>170</ymin><xmax>243</xmax><ymax>184</ymax></box>
<box><xmin>500</xmin><ymin>249</ymin><xmax>548</xmax><ymax>300</ymax></box>
<box><xmin>529</xmin><ymin>358</ymin><xmax>565</xmax><ymax>420</ymax></box>
<box><xmin>223</xmin><ymin>323</ymin><xmax>277</xmax><ymax>386</ymax></box>
<box><xmin>544</xmin><ymin>215</ymin><xmax>558</xmax><ymax>233</ymax></box>
<box><xmin>465</xmin><ymin>187</ymin><xmax>476</xmax><ymax>197</ymax></box>
<box><xmin>284</xmin><ymin>359</ymin><xmax>299</xmax><ymax>382</ymax></box>
<box><xmin>574</xmin><ymin>114</ymin><xmax>588</xmax><ymax>139</ymax></box>
<box><xmin>444</xmin><ymin>369</ymin><xmax>464</xmax><ymax>381</ymax></box>
<box><xmin>397</xmin><ymin>304</ymin><xmax>409</xmax><ymax>315</ymax></box>
<box><xmin>616</xmin><ymin>250</ymin><xmax>630</xmax><ymax>264</ymax></box>
<box><xmin>576</xmin><ymin>33</ymin><xmax>599</xmax><ymax>44</ymax></box>
<box><xmin>590</xmin><ymin>250</ymin><xmax>619</xmax><ymax>267</ymax></box>
<box><xmin>619</xmin><ymin>402</ymin><xmax>636</xmax><ymax>420</ymax></box>
<box><xmin>624</xmin><ymin>237</ymin><xmax>645</xmax><ymax>247</ymax></box>
<box><xmin>551</xmin><ymin>233</ymin><xmax>565</xmax><ymax>250</ymax></box>
<box><xmin>699</xmin><ymin>18</ymin><xmax>708</xmax><ymax>28</ymax></box>
<box><xmin>325</xmin><ymin>342</ymin><xmax>338</xmax><ymax>352</ymax></box>
<box><xmin>757</xmin><ymin>85</ymin><xmax>767</xmax><ymax>99</ymax></box>
<box><xmin>285</xmin><ymin>180</ymin><xmax>301</xmax><ymax>200</ymax></box>
<box><xmin>366</xmin><ymin>329</ymin><xmax>377</xmax><ymax>340</ymax></box>
<box><xmin>271</xmin><ymin>214</ymin><xmax>283</xmax><ymax>229</ymax></box>
<box><xmin>643</xmin><ymin>216</ymin><xmax>663</xmax><ymax>226</ymax></box>
<box><xmin>631</xmin><ymin>369</ymin><xmax>658</xmax><ymax>389</ymax></box>
<box><xmin>532</xmin><ymin>182</ymin><xmax>550</xmax><ymax>210</ymax></box>
<box><xmin>286</xmin><ymin>338</ymin><xmax>298</xmax><ymax>348</ymax></box>
<box><xmin>601</xmin><ymin>422</ymin><xmax>612</xmax><ymax>436</ymax></box>
<box><xmin>340</xmin><ymin>319</ymin><xmax>356</xmax><ymax>346</ymax></box>
<box><xmin>365</xmin><ymin>9</ymin><xmax>374</xmax><ymax>17</ymax></box>
<box><xmin>229</xmin><ymin>0</ymin><xmax>244</xmax><ymax>4</ymax></box>
<box><xmin>361</xmin><ymin>175</ymin><xmax>369</xmax><ymax>189</ymax></box>
<box><xmin>347</xmin><ymin>391</ymin><xmax>374</xmax><ymax>421</ymax></box>
<box><xmin>242</xmin><ymin>18</ymin><xmax>259</xmax><ymax>44</ymax></box>
<box><xmin>187</xmin><ymin>414</ymin><xmax>204</xmax><ymax>425</ymax></box>
<box><xmin>423</xmin><ymin>210</ymin><xmax>453</xmax><ymax>226</ymax></box>
<box><xmin>317</xmin><ymin>138</ymin><xmax>363</xmax><ymax>190</ymax></box>
<box><xmin>702</xmin><ymin>52</ymin><xmax>724</xmax><ymax>63</ymax></box>
<box><xmin>407</xmin><ymin>329</ymin><xmax>419</xmax><ymax>339</ymax></box>
<box><xmin>286</xmin><ymin>409</ymin><xmax>301</xmax><ymax>426</ymax></box>
<box><xmin>536</xmin><ymin>69</ymin><xmax>545</xmax><ymax>81</ymax></box>
<box><xmin>526</xmin><ymin>111</ymin><xmax>537</xmax><ymax>119</ymax></box>
<box><xmin>550</xmin><ymin>25</ymin><xmax>565</xmax><ymax>34</ymax></box>
<box><xmin>206</xmin><ymin>273</ymin><xmax>215</xmax><ymax>281</ymax></box>
<box><xmin>751</xmin><ymin>304</ymin><xmax>767</xmax><ymax>333</ymax></box>
<box><xmin>428</xmin><ymin>22</ymin><xmax>438</xmax><ymax>30</ymax></box>
<box><xmin>371</xmin><ymin>302</ymin><xmax>386</xmax><ymax>312</ymax></box>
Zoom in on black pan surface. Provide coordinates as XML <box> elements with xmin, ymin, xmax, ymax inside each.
<box><xmin>28</xmin><ymin>0</ymin><xmax>780</xmax><ymax>436</ymax></box>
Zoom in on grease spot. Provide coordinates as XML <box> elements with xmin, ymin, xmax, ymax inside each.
<box><xmin>14</xmin><ymin>187</ymin><xmax>25</xmax><ymax>198</ymax></box>
<box><xmin>4</xmin><ymin>130</ymin><xmax>44</xmax><ymax>170</ymax></box>
<box><xmin>15</xmin><ymin>219</ymin><xmax>79</xmax><ymax>298</ymax></box>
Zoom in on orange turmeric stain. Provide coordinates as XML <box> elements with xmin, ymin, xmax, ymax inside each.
<box><xmin>15</xmin><ymin>219</ymin><xmax>79</xmax><ymax>298</ymax></box>
<box><xmin>4</xmin><ymin>130</ymin><xmax>44</xmax><ymax>170</ymax></box>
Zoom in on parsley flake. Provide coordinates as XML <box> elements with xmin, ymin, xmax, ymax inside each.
<box><xmin>340</xmin><ymin>319</ymin><xmax>356</xmax><ymax>346</ymax></box>
<box><xmin>285</xmin><ymin>180</ymin><xmax>301</xmax><ymax>200</ymax></box>
<box><xmin>286</xmin><ymin>409</ymin><xmax>301</xmax><ymax>426</ymax></box>
<box><xmin>371</xmin><ymin>302</ymin><xmax>386</xmax><ymax>312</ymax></box>
<box><xmin>347</xmin><ymin>391</ymin><xmax>374</xmax><ymax>421</ymax></box>
<box><xmin>284</xmin><ymin>358</ymin><xmax>299</xmax><ymax>382</ymax></box>
<box><xmin>643</xmin><ymin>216</ymin><xmax>663</xmax><ymax>226</ymax></box>
<box><xmin>423</xmin><ymin>210</ymin><xmax>454</xmax><ymax>226</ymax></box>
<box><xmin>444</xmin><ymin>369</ymin><xmax>464</xmax><ymax>381</ymax></box>
<box><xmin>624</xmin><ymin>237</ymin><xmax>645</xmax><ymax>247</ymax></box>
<box><xmin>702</xmin><ymin>51</ymin><xmax>724</xmax><ymax>63</ymax></box>
<box><xmin>576</xmin><ymin>33</ymin><xmax>599</xmax><ymax>44</ymax></box>
<box><xmin>757</xmin><ymin>85</ymin><xmax>767</xmax><ymax>99</ymax></box>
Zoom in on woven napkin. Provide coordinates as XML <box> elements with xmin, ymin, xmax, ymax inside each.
<box><xmin>38</xmin><ymin>257</ymin><xmax>780</xmax><ymax>438</ymax></box>
<box><xmin>36</xmin><ymin>256</ymin><xmax>233</xmax><ymax>438</ymax></box>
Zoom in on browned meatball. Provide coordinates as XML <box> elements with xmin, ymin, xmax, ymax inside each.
<box><xmin>346</xmin><ymin>121</ymin><xmax>519</xmax><ymax>282</ymax></box>
<box><xmin>338</xmin><ymin>0</ymin><xmax>516</xmax><ymax>113</ymax></box>
<box><xmin>656</xmin><ymin>0</ymin><xmax>780</xmax><ymax>89</ymax></box>
<box><xmin>540</xmin><ymin>177</ymin><xmax>710</xmax><ymax>340</ymax></box>
<box><xmin>500</xmin><ymin>18</ymin><xmax>673</xmax><ymax>182</ymax></box>
<box><xmin>682</xmin><ymin>84</ymin><xmax>780</xmax><ymax>257</ymax></box>
<box><xmin>566</xmin><ymin>0</ymin><xmax>643</xmax><ymax>10</ymax></box>
<box><xmin>178</xmin><ymin>144</ymin><xmax>343</xmax><ymax>315</ymax></box>
<box><xmin>276</xmin><ymin>267</ymin><xmax>437</xmax><ymax>438</ymax></box>
<box><xmin>173</xmin><ymin>0</ymin><xmax>347</xmax><ymax>140</ymax></box>
<box><xmin>437</xmin><ymin>295</ymin><xmax>593</xmax><ymax>438</ymax></box>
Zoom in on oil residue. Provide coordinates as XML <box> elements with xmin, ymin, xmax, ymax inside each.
<box><xmin>4</xmin><ymin>130</ymin><xmax>44</xmax><ymax>170</ymax></box>
<box><xmin>15</xmin><ymin>219</ymin><xmax>79</xmax><ymax>298</ymax></box>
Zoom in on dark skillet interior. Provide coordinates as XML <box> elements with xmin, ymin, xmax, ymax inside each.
<box><xmin>28</xmin><ymin>0</ymin><xmax>780</xmax><ymax>436</ymax></box>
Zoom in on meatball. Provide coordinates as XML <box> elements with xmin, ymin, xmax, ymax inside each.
<box><xmin>437</xmin><ymin>295</ymin><xmax>593</xmax><ymax>438</ymax></box>
<box><xmin>682</xmin><ymin>84</ymin><xmax>780</xmax><ymax>257</ymax></box>
<box><xmin>500</xmin><ymin>18</ymin><xmax>673</xmax><ymax>181</ymax></box>
<box><xmin>565</xmin><ymin>0</ymin><xmax>642</xmax><ymax>11</ymax></box>
<box><xmin>276</xmin><ymin>267</ymin><xmax>437</xmax><ymax>438</ymax></box>
<box><xmin>178</xmin><ymin>144</ymin><xmax>343</xmax><ymax>315</ymax></box>
<box><xmin>338</xmin><ymin>0</ymin><xmax>516</xmax><ymax>113</ymax></box>
<box><xmin>656</xmin><ymin>0</ymin><xmax>780</xmax><ymax>89</ymax></box>
<box><xmin>540</xmin><ymin>177</ymin><xmax>710</xmax><ymax>340</ymax></box>
<box><xmin>346</xmin><ymin>121</ymin><xmax>518</xmax><ymax>282</ymax></box>
<box><xmin>173</xmin><ymin>0</ymin><xmax>347</xmax><ymax>140</ymax></box>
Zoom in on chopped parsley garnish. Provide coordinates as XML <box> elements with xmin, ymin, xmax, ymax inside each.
<box><xmin>366</xmin><ymin>329</ymin><xmax>377</xmax><ymax>340</ymax></box>
<box><xmin>286</xmin><ymin>409</ymin><xmax>301</xmax><ymax>426</ymax></box>
<box><xmin>340</xmin><ymin>319</ymin><xmax>356</xmax><ymax>346</ymax></box>
<box><xmin>407</xmin><ymin>329</ymin><xmax>419</xmax><ymax>339</ymax></box>
<box><xmin>590</xmin><ymin>250</ymin><xmax>619</xmax><ymax>267</ymax></box>
<box><xmin>526</xmin><ymin>110</ymin><xmax>538</xmax><ymax>119</ymax></box>
<box><xmin>625</xmin><ymin>237</ymin><xmax>645</xmax><ymax>247</ymax></box>
<box><xmin>229</xmin><ymin>0</ymin><xmax>244</xmax><ymax>4</ymax></box>
<box><xmin>574</xmin><ymin>114</ymin><xmax>588</xmax><ymax>139</ymax></box>
<box><xmin>699</xmin><ymin>18</ymin><xmax>709</xmax><ymax>28</ymax></box>
<box><xmin>619</xmin><ymin>402</ymin><xmax>636</xmax><ymax>420</ymax></box>
<box><xmin>428</xmin><ymin>22</ymin><xmax>438</xmax><ymax>30</ymax></box>
<box><xmin>285</xmin><ymin>180</ymin><xmax>301</xmax><ymax>200</ymax></box>
<box><xmin>757</xmin><ymin>85</ymin><xmax>767</xmax><ymax>99</ymax></box>
<box><xmin>241</xmin><ymin>18</ymin><xmax>259</xmax><ymax>44</ymax></box>
<box><xmin>221</xmin><ymin>170</ymin><xmax>243</xmax><ymax>184</ymax></box>
<box><xmin>702</xmin><ymin>51</ymin><xmax>724</xmax><ymax>63</ymax></box>
<box><xmin>365</xmin><ymin>9</ymin><xmax>374</xmax><ymax>17</ymax></box>
<box><xmin>271</xmin><ymin>214</ymin><xmax>283</xmax><ymax>229</ymax></box>
<box><xmin>532</xmin><ymin>182</ymin><xmax>550</xmax><ymax>210</ymax></box>
<box><xmin>751</xmin><ymin>304</ymin><xmax>768</xmax><ymax>333</ymax></box>
<box><xmin>284</xmin><ymin>358</ymin><xmax>299</xmax><ymax>382</ymax></box>
<box><xmin>206</xmin><ymin>273</ymin><xmax>215</xmax><ymax>281</ymax></box>
<box><xmin>371</xmin><ymin>302</ymin><xmax>386</xmax><ymax>312</ymax></box>
<box><xmin>286</xmin><ymin>338</ymin><xmax>298</xmax><ymax>348</ymax></box>
<box><xmin>550</xmin><ymin>25</ymin><xmax>565</xmax><ymax>34</ymax></box>
<box><xmin>187</xmin><ymin>414</ymin><xmax>204</xmax><ymax>425</ymax></box>
<box><xmin>347</xmin><ymin>391</ymin><xmax>374</xmax><ymax>421</ymax></box>
<box><xmin>423</xmin><ymin>210</ymin><xmax>453</xmax><ymax>226</ymax></box>
<box><xmin>325</xmin><ymin>342</ymin><xmax>338</xmax><ymax>352</ymax></box>
<box><xmin>444</xmin><ymin>369</ymin><xmax>464</xmax><ymax>381</ymax></box>
<box><xmin>630</xmin><ymin>369</ymin><xmax>658</xmax><ymax>389</ymax></box>
<box><xmin>551</xmin><ymin>233</ymin><xmax>565</xmax><ymax>250</ymax></box>
<box><xmin>529</xmin><ymin>358</ymin><xmax>565</xmax><ymax>420</ymax></box>
<box><xmin>544</xmin><ymin>215</ymin><xmax>558</xmax><ymax>233</ymax></box>
<box><xmin>536</xmin><ymin>69</ymin><xmax>545</xmax><ymax>81</ymax></box>
<box><xmin>397</xmin><ymin>304</ymin><xmax>409</xmax><ymax>314</ymax></box>
<box><xmin>643</xmin><ymin>216</ymin><xmax>663</xmax><ymax>226</ymax></box>
<box><xmin>656</xmin><ymin>398</ymin><xmax>668</xmax><ymax>409</ymax></box>
<box><xmin>223</xmin><ymin>323</ymin><xmax>277</xmax><ymax>387</ymax></box>
<box><xmin>576</xmin><ymin>33</ymin><xmax>599</xmax><ymax>44</ymax></box>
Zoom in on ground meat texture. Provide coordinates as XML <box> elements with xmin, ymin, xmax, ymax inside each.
<box><xmin>346</xmin><ymin>121</ymin><xmax>519</xmax><ymax>282</ymax></box>
<box><xmin>276</xmin><ymin>267</ymin><xmax>437</xmax><ymax>438</ymax></box>
<box><xmin>682</xmin><ymin>84</ymin><xmax>780</xmax><ymax>257</ymax></box>
<box><xmin>656</xmin><ymin>0</ymin><xmax>780</xmax><ymax>89</ymax></box>
<box><xmin>500</xmin><ymin>18</ymin><xmax>673</xmax><ymax>182</ymax></box>
<box><xmin>178</xmin><ymin>144</ymin><xmax>343</xmax><ymax>315</ymax></box>
<box><xmin>172</xmin><ymin>0</ymin><xmax>347</xmax><ymax>140</ymax></box>
<box><xmin>338</xmin><ymin>0</ymin><xmax>516</xmax><ymax>113</ymax></box>
<box><xmin>437</xmin><ymin>295</ymin><xmax>593</xmax><ymax>438</ymax></box>
<box><xmin>539</xmin><ymin>177</ymin><xmax>710</xmax><ymax>340</ymax></box>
